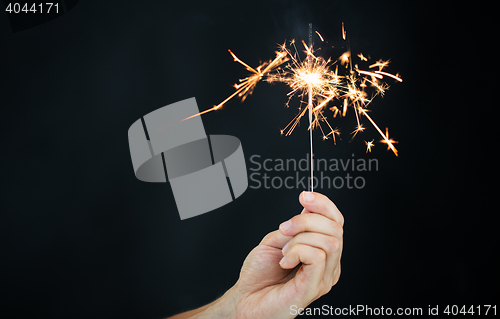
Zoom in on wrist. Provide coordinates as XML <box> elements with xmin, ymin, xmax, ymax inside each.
<box><xmin>195</xmin><ymin>285</ymin><xmax>242</xmax><ymax>319</ymax></box>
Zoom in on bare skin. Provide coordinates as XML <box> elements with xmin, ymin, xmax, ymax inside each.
<box><xmin>169</xmin><ymin>191</ymin><xmax>344</xmax><ymax>319</ymax></box>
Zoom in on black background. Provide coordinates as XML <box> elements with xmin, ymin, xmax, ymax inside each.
<box><xmin>1</xmin><ymin>1</ymin><xmax>498</xmax><ymax>318</ymax></box>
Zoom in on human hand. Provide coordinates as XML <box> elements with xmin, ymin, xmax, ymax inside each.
<box><xmin>231</xmin><ymin>191</ymin><xmax>344</xmax><ymax>318</ymax></box>
<box><xmin>168</xmin><ymin>191</ymin><xmax>344</xmax><ymax>319</ymax></box>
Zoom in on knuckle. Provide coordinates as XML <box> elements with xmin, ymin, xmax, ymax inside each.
<box><xmin>259</xmin><ymin>231</ymin><xmax>273</xmax><ymax>244</ymax></box>
<box><xmin>314</xmin><ymin>249</ymin><xmax>327</xmax><ymax>263</ymax></box>
<box><xmin>283</xmin><ymin>240</ymin><xmax>296</xmax><ymax>255</ymax></box>
<box><xmin>288</xmin><ymin>244</ymin><xmax>301</xmax><ymax>258</ymax></box>
<box><xmin>339</xmin><ymin>212</ymin><xmax>345</xmax><ymax>226</ymax></box>
<box><xmin>291</xmin><ymin>214</ymin><xmax>304</xmax><ymax>228</ymax></box>
<box><xmin>333</xmin><ymin>221</ymin><xmax>344</xmax><ymax>238</ymax></box>
<box><xmin>303</xmin><ymin>213</ymin><xmax>313</xmax><ymax>227</ymax></box>
<box><xmin>295</xmin><ymin>213</ymin><xmax>311</xmax><ymax>230</ymax></box>
<box><xmin>326</xmin><ymin>237</ymin><xmax>340</xmax><ymax>253</ymax></box>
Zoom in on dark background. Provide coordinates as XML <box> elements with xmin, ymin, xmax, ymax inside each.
<box><xmin>1</xmin><ymin>1</ymin><xmax>497</xmax><ymax>318</ymax></box>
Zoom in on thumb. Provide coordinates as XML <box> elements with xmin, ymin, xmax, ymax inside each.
<box><xmin>259</xmin><ymin>230</ymin><xmax>292</xmax><ymax>250</ymax></box>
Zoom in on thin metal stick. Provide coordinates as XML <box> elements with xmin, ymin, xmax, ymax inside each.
<box><xmin>308</xmin><ymin>23</ymin><xmax>314</xmax><ymax>192</ymax></box>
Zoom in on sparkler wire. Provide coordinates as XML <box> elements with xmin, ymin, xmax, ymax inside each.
<box><xmin>308</xmin><ymin>23</ymin><xmax>314</xmax><ymax>192</ymax></box>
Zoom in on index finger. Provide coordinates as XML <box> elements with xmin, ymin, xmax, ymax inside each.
<box><xmin>259</xmin><ymin>230</ymin><xmax>293</xmax><ymax>250</ymax></box>
<box><xmin>299</xmin><ymin>191</ymin><xmax>344</xmax><ymax>227</ymax></box>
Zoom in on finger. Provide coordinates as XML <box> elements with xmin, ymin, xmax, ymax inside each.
<box><xmin>280</xmin><ymin>244</ymin><xmax>328</xmax><ymax>303</ymax></box>
<box><xmin>280</xmin><ymin>243</ymin><xmax>327</xmax><ymax>270</ymax></box>
<box><xmin>299</xmin><ymin>192</ymin><xmax>344</xmax><ymax>226</ymax></box>
<box><xmin>282</xmin><ymin>232</ymin><xmax>342</xmax><ymax>285</ymax></box>
<box><xmin>279</xmin><ymin>213</ymin><xmax>343</xmax><ymax>238</ymax></box>
<box><xmin>259</xmin><ymin>230</ymin><xmax>292</xmax><ymax>250</ymax></box>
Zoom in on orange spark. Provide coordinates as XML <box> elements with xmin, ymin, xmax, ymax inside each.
<box><xmin>315</xmin><ymin>31</ymin><xmax>324</xmax><ymax>42</ymax></box>
<box><xmin>369</xmin><ymin>59</ymin><xmax>390</xmax><ymax>71</ymax></box>
<box><xmin>358</xmin><ymin>107</ymin><xmax>398</xmax><ymax>156</ymax></box>
<box><xmin>358</xmin><ymin>53</ymin><xmax>368</xmax><ymax>61</ymax></box>
<box><xmin>375</xmin><ymin>71</ymin><xmax>403</xmax><ymax>82</ymax></box>
<box><xmin>340</xmin><ymin>52</ymin><xmax>350</xmax><ymax>65</ymax></box>
<box><xmin>380</xmin><ymin>127</ymin><xmax>398</xmax><ymax>150</ymax></box>
<box><xmin>180</xmin><ymin>49</ymin><xmax>288</xmax><ymax>122</ymax></box>
<box><xmin>357</xmin><ymin>69</ymin><xmax>383</xmax><ymax>79</ymax></box>
<box><xmin>365</xmin><ymin>140</ymin><xmax>375</xmax><ymax>153</ymax></box>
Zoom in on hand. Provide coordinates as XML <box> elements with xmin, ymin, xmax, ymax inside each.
<box><xmin>231</xmin><ymin>191</ymin><xmax>344</xmax><ymax>318</ymax></box>
<box><xmin>168</xmin><ymin>191</ymin><xmax>344</xmax><ymax>319</ymax></box>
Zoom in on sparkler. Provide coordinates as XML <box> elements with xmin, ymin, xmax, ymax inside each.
<box><xmin>307</xmin><ymin>23</ymin><xmax>314</xmax><ymax>192</ymax></box>
<box><xmin>182</xmin><ymin>23</ymin><xmax>402</xmax><ymax>191</ymax></box>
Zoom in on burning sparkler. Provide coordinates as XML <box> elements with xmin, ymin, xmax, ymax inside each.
<box><xmin>182</xmin><ymin>23</ymin><xmax>402</xmax><ymax>190</ymax></box>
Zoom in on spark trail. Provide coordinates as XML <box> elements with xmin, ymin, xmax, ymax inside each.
<box><xmin>183</xmin><ymin>23</ymin><xmax>402</xmax><ymax>158</ymax></box>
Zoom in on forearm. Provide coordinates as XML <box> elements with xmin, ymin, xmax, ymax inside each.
<box><xmin>167</xmin><ymin>302</ymin><xmax>214</xmax><ymax>319</ymax></box>
<box><xmin>167</xmin><ymin>287</ymin><xmax>240</xmax><ymax>319</ymax></box>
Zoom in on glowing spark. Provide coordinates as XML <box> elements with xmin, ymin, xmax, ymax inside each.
<box><xmin>313</xmin><ymin>93</ymin><xmax>337</xmax><ymax>112</ymax></box>
<box><xmin>352</xmin><ymin>124</ymin><xmax>365</xmax><ymax>135</ymax></box>
<box><xmin>181</xmin><ymin>49</ymin><xmax>288</xmax><ymax>122</ymax></box>
<box><xmin>357</xmin><ymin>69</ymin><xmax>383</xmax><ymax>79</ymax></box>
<box><xmin>358</xmin><ymin>108</ymin><xmax>398</xmax><ymax>156</ymax></box>
<box><xmin>365</xmin><ymin>140</ymin><xmax>375</xmax><ymax>153</ymax></box>
<box><xmin>183</xmin><ymin>22</ymin><xmax>401</xmax><ymax>156</ymax></box>
<box><xmin>340</xmin><ymin>52</ymin><xmax>350</xmax><ymax>65</ymax></box>
<box><xmin>374</xmin><ymin>71</ymin><xmax>403</xmax><ymax>82</ymax></box>
<box><xmin>315</xmin><ymin>31</ymin><xmax>324</xmax><ymax>42</ymax></box>
<box><xmin>358</xmin><ymin>53</ymin><xmax>368</xmax><ymax>61</ymax></box>
<box><xmin>380</xmin><ymin>127</ymin><xmax>398</xmax><ymax>151</ymax></box>
<box><xmin>330</xmin><ymin>106</ymin><xmax>340</xmax><ymax>118</ymax></box>
<box><xmin>323</xmin><ymin>127</ymin><xmax>341</xmax><ymax>144</ymax></box>
<box><xmin>369</xmin><ymin>59</ymin><xmax>390</xmax><ymax>71</ymax></box>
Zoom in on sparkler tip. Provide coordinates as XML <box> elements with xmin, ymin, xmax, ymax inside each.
<box><xmin>206</xmin><ymin>23</ymin><xmax>401</xmax><ymax>157</ymax></box>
